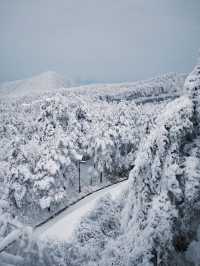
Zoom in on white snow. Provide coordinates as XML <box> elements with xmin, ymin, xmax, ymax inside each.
<box><xmin>0</xmin><ymin>229</ymin><xmax>22</xmax><ymax>252</ymax></box>
<box><xmin>186</xmin><ymin>225</ymin><xmax>200</xmax><ymax>266</ymax></box>
<box><xmin>0</xmin><ymin>71</ymin><xmax>67</xmax><ymax>98</ymax></box>
<box><xmin>0</xmin><ymin>251</ymin><xmax>24</xmax><ymax>265</ymax></box>
<box><xmin>34</xmin><ymin>180</ymin><xmax>128</xmax><ymax>241</ymax></box>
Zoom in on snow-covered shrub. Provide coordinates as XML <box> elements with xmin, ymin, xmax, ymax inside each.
<box><xmin>0</xmin><ymin>183</ymin><xmax>34</xmax><ymax>266</ymax></box>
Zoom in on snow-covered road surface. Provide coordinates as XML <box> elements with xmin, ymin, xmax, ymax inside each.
<box><xmin>34</xmin><ymin>180</ymin><xmax>128</xmax><ymax>241</ymax></box>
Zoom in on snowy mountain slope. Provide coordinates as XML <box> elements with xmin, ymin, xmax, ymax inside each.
<box><xmin>0</xmin><ymin>69</ymin><xmax>193</xmax><ymax>266</ymax></box>
<box><xmin>0</xmin><ymin>71</ymin><xmax>68</xmax><ymax>98</ymax></box>
<box><xmin>2</xmin><ymin>90</ymin><xmax>196</xmax><ymax>265</ymax></box>
<box><xmin>0</xmin><ymin>71</ymin><xmax>186</xmax><ymax>226</ymax></box>
<box><xmin>0</xmin><ymin>89</ymin><xmax>156</xmax><ymax>223</ymax></box>
<box><xmin>64</xmin><ymin>95</ymin><xmax>195</xmax><ymax>266</ymax></box>
<box><xmin>67</xmin><ymin>72</ymin><xmax>186</xmax><ymax>101</ymax></box>
<box><xmin>39</xmin><ymin>63</ymin><xmax>200</xmax><ymax>266</ymax></box>
<box><xmin>0</xmin><ymin>72</ymin><xmax>186</xmax><ymax>102</ymax></box>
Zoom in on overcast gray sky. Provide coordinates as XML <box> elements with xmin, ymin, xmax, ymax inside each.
<box><xmin>0</xmin><ymin>0</ymin><xmax>200</xmax><ymax>84</ymax></box>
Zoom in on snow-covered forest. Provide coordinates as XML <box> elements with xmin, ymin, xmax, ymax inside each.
<box><xmin>1</xmin><ymin>58</ymin><xmax>200</xmax><ymax>265</ymax></box>
<box><xmin>0</xmin><ymin>72</ymin><xmax>182</xmax><ymax>223</ymax></box>
<box><xmin>1</xmin><ymin>0</ymin><xmax>200</xmax><ymax>263</ymax></box>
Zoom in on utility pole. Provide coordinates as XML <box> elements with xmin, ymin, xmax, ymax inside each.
<box><xmin>100</xmin><ymin>171</ymin><xmax>103</xmax><ymax>183</ymax></box>
<box><xmin>78</xmin><ymin>161</ymin><xmax>81</xmax><ymax>193</ymax></box>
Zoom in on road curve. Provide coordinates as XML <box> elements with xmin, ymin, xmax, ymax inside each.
<box><xmin>34</xmin><ymin>179</ymin><xmax>128</xmax><ymax>241</ymax></box>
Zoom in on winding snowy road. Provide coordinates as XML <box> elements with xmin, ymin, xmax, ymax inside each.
<box><xmin>34</xmin><ymin>180</ymin><xmax>128</xmax><ymax>241</ymax></box>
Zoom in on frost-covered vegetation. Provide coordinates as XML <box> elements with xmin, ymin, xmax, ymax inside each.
<box><xmin>0</xmin><ymin>72</ymin><xmax>179</xmax><ymax>223</ymax></box>
<box><xmin>60</xmin><ymin>60</ymin><xmax>200</xmax><ymax>266</ymax></box>
<box><xmin>2</xmin><ymin>67</ymin><xmax>199</xmax><ymax>265</ymax></box>
<box><xmin>0</xmin><ymin>95</ymin><xmax>141</xmax><ymax>219</ymax></box>
<box><xmin>63</xmin><ymin>95</ymin><xmax>195</xmax><ymax>266</ymax></box>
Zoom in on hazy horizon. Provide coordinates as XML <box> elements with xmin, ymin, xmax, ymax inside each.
<box><xmin>0</xmin><ymin>0</ymin><xmax>200</xmax><ymax>84</ymax></box>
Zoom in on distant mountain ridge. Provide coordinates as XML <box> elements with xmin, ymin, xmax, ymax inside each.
<box><xmin>0</xmin><ymin>71</ymin><xmax>68</xmax><ymax>98</ymax></box>
<box><xmin>68</xmin><ymin>72</ymin><xmax>187</xmax><ymax>102</ymax></box>
<box><xmin>0</xmin><ymin>71</ymin><xmax>187</xmax><ymax>100</ymax></box>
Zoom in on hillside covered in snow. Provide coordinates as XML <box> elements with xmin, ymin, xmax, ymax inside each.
<box><xmin>1</xmin><ymin>63</ymin><xmax>200</xmax><ymax>265</ymax></box>
<box><xmin>0</xmin><ymin>71</ymin><xmax>69</xmax><ymax>98</ymax></box>
<box><xmin>68</xmin><ymin>72</ymin><xmax>186</xmax><ymax>102</ymax></box>
<box><xmin>59</xmin><ymin>62</ymin><xmax>200</xmax><ymax>266</ymax></box>
<box><xmin>0</xmin><ymin>75</ymin><xmax>169</xmax><ymax>224</ymax></box>
<box><xmin>0</xmin><ymin>71</ymin><xmax>186</xmax><ymax>101</ymax></box>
